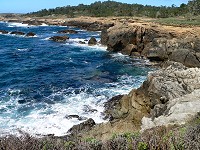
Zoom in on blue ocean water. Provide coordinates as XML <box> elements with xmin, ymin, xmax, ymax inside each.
<box><xmin>0</xmin><ymin>22</ymin><xmax>153</xmax><ymax>136</ymax></box>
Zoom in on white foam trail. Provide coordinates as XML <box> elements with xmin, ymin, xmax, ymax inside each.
<box><xmin>0</xmin><ymin>70</ymin><xmax>147</xmax><ymax>137</ymax></box>
<box><xmin>68</xmin><ymin>42</ymin><xmax>107</xmax><ymax>51</ymax></box>
<box><xmin>8</xmin><ymin>22</ymin><xmax>32</xmax><ymax>28</ymax></box>
<box><xmin>40</xmin><ymin>23</ymin><xmax>48</xmax><ymax>26</ymax></box>
<box><xmin>42</xmin><ymin>37</ymin><xmax>51</xmax><ymax>41</ymax></box>
<box><xmin>68</xmin><ymin>38</ymin><xmax>86</xmax><ymax>42</ymax></box>
<box><xmin>17</xmin><ymin>48</ymin><xmax>29</xmax><ymax>51</ymax></box>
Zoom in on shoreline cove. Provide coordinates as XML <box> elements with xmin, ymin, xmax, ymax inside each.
<box><xmin>1</xmin><ymin>15</ymin><xmax>200</xmax><ymax>143</ymax></box>
<box><xmin>0</xmin><ymin>20</ymin><xmax>154</xmax><ymax>137</ymax></box>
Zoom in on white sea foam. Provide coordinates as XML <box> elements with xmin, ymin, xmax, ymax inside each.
<box><xmin>42</xmin><ymin>37</ymin><xmax>51</xmax><ymax>41</ymax></box>
<box><xmin>64</xmin><ymin>38</ymin><xmax>107</xmax><ymax>51</ymax></box>
<box><xmin>0</xmin><ymin>72</ymin><xmax>145</xmax><ymax>137</ymax></box>
<box><xmin>40</xmin><ymin>23</ymin><xmax>48</xmax><ymax>27</ymax></box>
<box><xmin>8</xmin><ymin>22</ymin><xmax>31</xmax><ymax>28</ymax></box>
<box><xmin>17</xmin><ymin>48</ymin><xmax>29</xmax><ymax>51</ymax></box>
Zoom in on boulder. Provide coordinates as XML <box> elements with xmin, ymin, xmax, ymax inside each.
<box><xmin>49</xmin><ymin>36</ymin><xmax>69</xmax><ymax>42</ymax></box>
<box><xmin>0</xmin><ymin>30</ymin><xmax>8</xmax><ymax>34</ymax></box>
<box><xmin>88</xmin><ymin>37</ymin><xmax>97</xmax><ymax>45</ymax></box>
<box><xmin>57</xmin><ymin>29</ymin><xmax>78</xmax><ymax>34</ymax></box>
<box><xmin>10</xmin><ymin>31</ymin><xmax>25</xmax><ymax>35</ymax></box>
<box><xmin>26</xmin><ymin>32</ymin><xmax>36</xmax><ymax>37</ymax></box>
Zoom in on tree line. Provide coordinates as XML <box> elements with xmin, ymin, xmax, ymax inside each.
<box><xmin>26</xmin><ymin>0</ymin><xmax>200</xmax><ymax>18</ymax></box>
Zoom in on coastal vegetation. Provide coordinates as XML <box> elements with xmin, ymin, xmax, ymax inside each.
<box><xmin>27</xmin><ymin>0</ymin><xmax>200</xmax><ymax>19</ymax></box>
<box><xmin>1</xmin><ymin>113</ymin><xmax>200</xmax><ymax>149</ymax></box>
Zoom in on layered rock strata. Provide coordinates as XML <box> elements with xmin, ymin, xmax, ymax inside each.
<box><xmin>101</xmin><ymin>23</ymin><xmax>200</xmax><ymax>67</ymax></box>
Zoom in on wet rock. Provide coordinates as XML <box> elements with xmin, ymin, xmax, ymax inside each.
<box><xmin>18</xmin><ymin>99</ymin><xmax>27</xmax><ymax>104</ymax></box>
<box><xmin>58</xmin><ymin>29</ymin><xmax>78</xmax><ymax>34</ymax></box>
<box><xmin>0</xmin><ymin>30</ymin><xmax>8</xmax><ymax>34</ymax></box>
<box><xmin>88</xmin><ymin>37</ymin><xmax>97</xmax><ymax>45</ymax></box>
<box><xmin>65</xmin><ymin>115</ymin><xmax>87</xmax><ymax>121</ymax></box>
<box><xmin>10</xmin><ymin>31</ymin><xmax>25</xmax><ymax>35</ymax></box>
<box><xmin>68</xmin><ymin>118</ymin><xmax>95</xmax><ymax>134</ymax></box>
<box><xmin>26</xmin><ymin>32</ymin><xmax>36</xmax><ymax>37</ymax></box>
<box><xmin>49</xmin><ymin>36</ymin><xmax>69</xmax><ymax>42</ymax></box>
<box><xmin>79</xmin><ymin>41</ymin><xmax>86</xmax><ymax>44</ymax></box>
<box><xmin>83</xmin><ymin>105</ymin><xmax>97</xmax><ymax>113</ymax></box>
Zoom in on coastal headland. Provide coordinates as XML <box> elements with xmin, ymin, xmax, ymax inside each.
<box><xmin>1</xmin><ymin>14</ymin><xmax>200</xmax><ymax>148</ymax></box>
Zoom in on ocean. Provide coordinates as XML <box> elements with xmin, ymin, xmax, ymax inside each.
<box><xmin>0</xmin><ymin>21</ymin><xmax>153</xmax><ymax>136</ymax></box>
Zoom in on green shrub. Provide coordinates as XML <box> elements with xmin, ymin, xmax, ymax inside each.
<box><xmin>137</xmin><ymin>142</ymin><xmax>148</xmax><ymax>150</ymax></box>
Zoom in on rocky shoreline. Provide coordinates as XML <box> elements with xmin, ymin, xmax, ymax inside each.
<box><xmin>1</xmin><ymin>15</ymin><xmax>200</xmax><ymax>141</ymax></box>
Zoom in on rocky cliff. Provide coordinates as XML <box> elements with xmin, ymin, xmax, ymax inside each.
<box><xmin>68</xmin><ymin>21</ymin><xmax>200</xmax><ymax>141</ymax></box>
<box><xmin>101</xmin><ymin>22</ymin><xmax>200</xmax><ymax>67</ymax></box>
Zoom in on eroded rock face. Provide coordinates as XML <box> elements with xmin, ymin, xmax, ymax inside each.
<box><xmin>142</xmin><ymin>89</ymin><xmax>200</xmax><ymax>131</ymax></box>
<box><xmin>49</xmin><ymin>36</ymin><xmax>69</xmax><ymax>42</ymax></box>
<box><xmin>101</xmin><ymin>24</ymin><xmax>171</xmax><ymax>54</ymax></box>
<box><xmin>141</xmin><ymin>61</ymin><xmax>200</xmax><ymax>130</ymax></box>
<box><xmin>101</xmin><ymin>24</ymin><xmax>200</xmax><ymax>68</ymax></box>
<box><xmin>144</xmin><ymin>38</ymin><xmax>200</xmax><ymax>67</ymax></box>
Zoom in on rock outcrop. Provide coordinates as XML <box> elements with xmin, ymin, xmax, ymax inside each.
<box><xmin>88</xmin><ymin>37</ymin><xmax>97</xmax><ymax>45</ymax></box>
<box><xmin>10</xmin><ymin>31</ymin><xmax>25</xmax><ymax>35</ymax></box>
<box><xmin>101</xmin><ymin>24</ymin><xmax>172</xmax><ymax>55</ymax></box>
<box><xmin>0</xmin><ymin>30</ymin><xmax>8</xmax><ymax>34</ymax></box>
<box><xmin>144</xmin><ymin>38</ymin><xmax>200</xmax><ymax>67</ymax></box>
<box><xmin>26</xmin><ymin>32</ymin><xmax>36</xmax><ymax>37</ymax></box>
<box><xmin>101</xmin><ymin>23</ymin><xmax>200</xmax><ymax>68</ymax></box>
<box><xmin>77</xmin><ymin>61</ymin><xmax>200</xmax><ymax>140</ymax></box>
<box><xmin>57</xmin><ymin>29</ymin><xmax>78</xmax><ymax>34</ymax></box>
<box><xmin>68</xmin><ymin>118</ymin><xmax>96</xmax><ymax>135</ymax></box>
<box><xmin>22</xmin><ymin>20</ymin><xmax>43</xmax><ymax>26</ymax></box>
<box><xmin>64</xmin><ymin>21</ymin><xmax>114</xmax><ymax>31</ymax></box>
<box><xmin>49</xmin><ymin>36</ymin><xmax>69</xmax><ymax>42</ymax></box>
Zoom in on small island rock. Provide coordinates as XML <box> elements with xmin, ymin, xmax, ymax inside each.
<box><xmin>88</xmin><ymin>37</ymin><xmax>97</xmax><ymax>45</ymax></box>
<box><xmin>49</xmin><ymin>36</ymin><xmax>69</xmax><ymax>42</ymax></box>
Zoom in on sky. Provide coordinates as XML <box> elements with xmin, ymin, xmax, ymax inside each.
<box><xmin>0</xmin><ymin>0</ymin><xmax>189</xmax><ymax>13</ymax></box>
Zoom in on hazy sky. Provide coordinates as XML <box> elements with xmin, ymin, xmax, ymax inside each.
<box><xmin>0</xmin><ymin>0</ymin><xmax>189</xmax><ymax>13</ymax></box>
